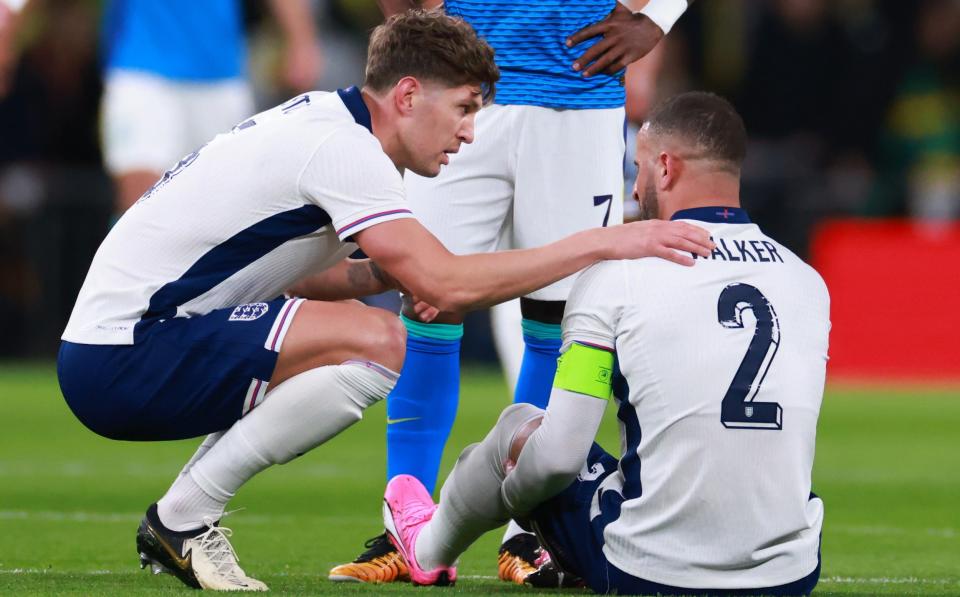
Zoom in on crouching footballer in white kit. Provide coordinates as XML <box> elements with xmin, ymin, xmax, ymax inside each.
<box><xmin>56</xmin><ymin>12</ymin><xmax>714</xmax><ymax>592</ymax></box>
<box><xmin>383</xmin><ymin>92</ymin><xmax>830</xmax><ymax>596</ymax></box>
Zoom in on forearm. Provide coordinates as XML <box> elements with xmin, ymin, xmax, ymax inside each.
<box><xmin>268</xmin><ymin>0</ymin><xmax>316</xmax><ymax>46</ymax></box>
<box><xmin>287</xmin><ymin>259</ymin><xmax>391</xmax><ymax>301</ymax></box>
<box><xmin>357</xmin><ymin>218</ymin><xmax>710</xmax><ymax>316</ymax></box>
<box><xmin>501</xmin><ymin>388</ymin><xmax>606</xmax><ymax>517</ymax></box>
<box><xmin>428</xmin><ymin>228</ymin><xmax>607</xmax><ymax>313</ymax></box>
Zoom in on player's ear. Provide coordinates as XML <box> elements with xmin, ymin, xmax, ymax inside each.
<box><xmin>393</xmin><ymin>77</ymin><xmax>420</xmax><ymax>115</ymax></box>
<box><xmin>657</xmin><ymin>151</ymin><xmax>680</xmax><ymax>191</ymax></box>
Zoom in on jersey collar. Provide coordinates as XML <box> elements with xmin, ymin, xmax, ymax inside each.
<box><xmin>670</xmin><ymin>206</ymin><xmax>751</xmax><ymax>224</ymax></box>
<box><xmin>336</xmin><ymin>86</ymin><xmax>373</xmax><ymax>133</ymax></box>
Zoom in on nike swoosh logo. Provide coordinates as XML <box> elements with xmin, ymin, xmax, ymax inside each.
<box><xmin>149</xmin><ymin>523</ymin><xmax>192</xmax><ymax>571</ymax></box>
<box><xmin>386</xmin><ymin>417</ymin><xmax>420</xmax><ymax>425</ymax></box>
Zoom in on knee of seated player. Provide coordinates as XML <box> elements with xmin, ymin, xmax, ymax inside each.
<box><xmin>495</xmin><ymin>403</ymin><xmax>544</xmax><ymax>472</ymax></box>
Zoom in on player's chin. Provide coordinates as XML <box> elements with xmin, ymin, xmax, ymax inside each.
<box><xmin>409</xmin><ymin>159</ymin><xmax>444</xmax><ymax>178</ymax></box>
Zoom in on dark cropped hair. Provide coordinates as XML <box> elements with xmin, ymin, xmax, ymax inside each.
<box><xmin>645</xmin><ymin>92</ymin><xmax>747</xmax><ymax>171</ymax></box>
<box><xmin>365</xmin><ymin>10</ymin><xmax>499</xmax><ymax>104</ymax></box>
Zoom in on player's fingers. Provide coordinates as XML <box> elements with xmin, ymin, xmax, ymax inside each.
<box><xmin>676</xmin><ymin>232</ymin><xmax>714</xmax><ymax>258</ymax></box>
<box><xmin>601</xmin><ymin>58</ymin><xmax>628</xmax><ymax>76</ymax></box>
<box><xmin>567</xmin><ymin>21</ymin><xmax>609</xmax><ymax>47</ymax></box>
<box><xmin>668</xmin><ymin>236</ymin><xmax>713</xmax><ymax>258</ymax></box>
<box><xmin>657</xmin><ymin>245</ymin><xmax>696</xmax><ymax>267</ymax></box>
<box><xmin>413</xmin><ymin>300</ymin><xmax>440</xmax><ymax>323</ymax></box>
<box><xmin>582</xmin><ymin>45</ymin><xmax>625</xmax><ymax>77</ymax></box>
<box><xmin>672</xmin><ymin>222</ymin><xmax>714</xmax><ymax>249</ymax></box>
<box><xmin>573</xmin><ymin>38</ymin><xmax>615</xmax><ymax>73</ymax></box>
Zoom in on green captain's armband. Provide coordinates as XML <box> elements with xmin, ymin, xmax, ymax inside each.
<box><xmin>553</xmin><ymin>342</ymin><xmax>615</xmax><ymax>400</ymax></box>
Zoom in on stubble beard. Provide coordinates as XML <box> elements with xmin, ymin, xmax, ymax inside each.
<box><xmin>637</xmin><ymin>177</ymin><xmax>660</xmax><ymax>221</ymax></box>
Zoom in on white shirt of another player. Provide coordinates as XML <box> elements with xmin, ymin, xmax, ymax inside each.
<box><xmin>63</xmin><ymin>88</ymin><xmax>413</xmax><ymax>345</ymax></box>
<box><xmin>562</xmin><ymin>209</ymin><xmax>830</xmax><ymax>589</ymax></box>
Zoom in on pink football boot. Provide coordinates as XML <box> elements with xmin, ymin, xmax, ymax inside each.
<box><xmin>382</xmin><ymin>474</ymin><xmax>457</xmax><ymax>586</ymax></box>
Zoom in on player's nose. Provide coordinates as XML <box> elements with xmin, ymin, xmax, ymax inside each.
<box><xmin>458</xmin><ymin>117</ymin><xmax>476</xmax><ymax>145</ymax></box>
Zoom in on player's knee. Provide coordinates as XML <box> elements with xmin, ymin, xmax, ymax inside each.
<box><xmin>495</xmin><ymin>403</ymin><xmax>543</xmax><ymax>468</ymax></box>
<box><xmin>359</xmin><ymin>309</ymin><xmax>406</xmax><ymax>372</ymax></box>
<box><xmin>508</xmin><ymin>415</ymin><xmax>543</xmax><ymax>466</ymax></box>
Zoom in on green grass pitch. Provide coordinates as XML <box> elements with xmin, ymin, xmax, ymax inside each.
<box><xmin>0</xmin><ymin>363</ymin><xmax>957</xmax><ymax>596</ymax></box>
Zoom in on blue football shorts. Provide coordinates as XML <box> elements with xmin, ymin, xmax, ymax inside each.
<box><xmin>57</xmin><ymin>297</ymin><xmax>304</xmax><ymax>441</ymax></box>
<box><xmin>529</xmin><ymin>444</ymin><xmax>821</xmax><ymax>596</ymax></box>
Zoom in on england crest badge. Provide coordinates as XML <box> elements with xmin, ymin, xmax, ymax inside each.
<box><xmin>229</xmin><ymin>302</ymin><xmax>270</xmax><ymax>322</ymax></box>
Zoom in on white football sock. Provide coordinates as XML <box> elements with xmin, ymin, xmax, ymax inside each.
<box><xmin>415</xmin><ymin>403</ymin><xmax>542</xmax><ymax>569</ymax></box>
<box><xmin>157</xmin><ymin>361</ymin><xmax>397</xmax><ymax>531</ymax></box>
<box><xmin>156</xmin><ymin>432</ymin><xmax>226</xmax><ymax>530</ymax></box>
<box><xmin>156</xmin><ymin>468</ymin><xmax>227</xmax><ymax>531</ymax></box>
<box><xmin>175</xmin><ymin>432</ymin><xmax>224</xmax><ymax>479</ymax></box>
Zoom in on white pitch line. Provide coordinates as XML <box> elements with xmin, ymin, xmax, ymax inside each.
<box><xmin>833</xmin><ymin>523</ymin><xmax>957</xmax><ymax>539</ymax></box>
<box><xmin>0</xmin><ymin>569</ymin><xmax>137</xmax><ymax>575</ymax></box>
<box><xmin>0</xmin><ymin>510</ymin><xmax>373</xmax><ymax>525</ymax></box>
<box><xmin>824</xmin><ymin>576</ymin><xmax>959</xmax><ymax>585</ymax></box>
<box><xmin>0</xmin><ymin>511</ymin><xmax>139</xmax><ymax>523</ymax></box>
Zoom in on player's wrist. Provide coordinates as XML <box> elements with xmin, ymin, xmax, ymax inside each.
<box><xmin>580</xmin><ymin>227</ymin><xmax>616</xmax><ymax>263</ymax></box>
<box><xmin>635</xmin><ymin>0</ymin><xmax>687</xmax><ymax>34</ymax></box>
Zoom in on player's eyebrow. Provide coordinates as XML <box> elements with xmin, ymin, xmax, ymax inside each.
<box><xmin>466</xmin><ymin>93</ymin><xmax>483</xmax><ymax>112</ymax></box>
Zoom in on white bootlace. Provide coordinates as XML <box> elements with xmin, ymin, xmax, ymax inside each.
<box><xmin>194</xmin><ymin>519</ymin><xmax>248</xmax><ymax>586</ymax></box>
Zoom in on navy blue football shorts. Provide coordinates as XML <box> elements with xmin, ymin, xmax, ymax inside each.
<box><xmin>529</xmin><ymin>444</ymin><xmax>821</xmax><ymax>596</ymax></box>
<box><xmin>57</xmin><ymin>297</ymin><xmax>304</xmax><ymax>441</ymax></box>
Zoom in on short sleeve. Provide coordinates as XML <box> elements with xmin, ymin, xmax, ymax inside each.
<box><xmin>561</xmin><ymin>260</ymin><xmax>628</xmax><ymax>353</ymax></box>
<box><xmin>298</xmin><ymin>128</ymin><xmax>415</xmax><ymax>240</ymax></box>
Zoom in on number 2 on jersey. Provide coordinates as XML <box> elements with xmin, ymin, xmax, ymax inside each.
<box><xmin>717</xmin><ymin>283</ymin><xmax>783</xmax><ymax>430</ymax></box>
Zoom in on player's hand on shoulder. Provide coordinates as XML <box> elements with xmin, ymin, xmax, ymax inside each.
<box><xmin>410</xmin><ymin>299</ymin><xmax>440</xmax><ymax>323</ymax></box>
<box><xmin>608</xmin><ymin>220</ymin><xmax>713</xmax><ymax>266</ymax></box>
<box><xmin>567</xmin><ymin>2</ymin><xmax>665</xmax><ymax>78</ymax></box>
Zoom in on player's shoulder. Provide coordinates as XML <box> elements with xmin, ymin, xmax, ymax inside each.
<box><xmin>761</xmin><ymin>234</ymin><xmax>830</xmax><ymax>300</ymax></box>
<box><xmin>574</xmin><ymin>259</ymin><xmax>629</xmax><ymax>287</ymax></box>
<box><xmin>296</xmin><ymin>101</ymin><xmax>400</xmax><ymax>179</ymax></box>
<box><xmin>568</xmin><ymin>260</ymin><xmax>631</xmax><ymax>308</ymax></box>
<box><xmin>265</xmin><ymin>92</ymin><xmax>370</xmax><ymax>139</ymax></box>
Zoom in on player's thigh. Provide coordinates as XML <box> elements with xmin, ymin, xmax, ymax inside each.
<box><xmin>271</xmin><ymin>299</ymin><xmax>406</xmax><ymax>387</ymax></box>
<box><xmin>183</xmin><ymin>78</ymin><xmax>255</xmax><ymax>149</ymax></box>
<box><xmin>100</xmin><ymin>70</ymin><xmax>186</xmax><ymax>175</ymax></box>
<box><xmin>405</xmin><ymin>104</ymin><xmax>516</xmax><ymax>255</ymax></box>
<box><xmin>512</xmin><ymin>106</ymin><xmax>626</xmax><ymax>301</ymax></box>
<box><xmin>58</xmin><ymin>297</ymin><xmax>298</xmax><ymax>441</ymax></box>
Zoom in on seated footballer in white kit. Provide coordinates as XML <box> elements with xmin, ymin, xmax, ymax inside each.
<box><xmin>382</xmin><ymin>92</ymin><xmax>830</xmax><ymax>596</ymax></box>
<box><xmin>56</xmin><ymin>12</ymin><xmax>715</xmax><ymax>593</ymax></box>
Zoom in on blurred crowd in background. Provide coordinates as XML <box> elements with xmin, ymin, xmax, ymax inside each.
<box><xmin>0</xmin><ymin>0</ymin><xmax>958</xmax><ymax>358</ymax></box>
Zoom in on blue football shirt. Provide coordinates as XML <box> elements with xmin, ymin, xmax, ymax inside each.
<box><xmin>102</xmin><ymin>0</ymin><xmax>245</xmax><ymax>81</ymax></box>
<box><xmin>445</xmin><ymin>0</ymin><xmax>624</xmax><ymax>109</ymax></box>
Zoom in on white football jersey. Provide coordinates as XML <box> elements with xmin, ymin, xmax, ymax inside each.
<box><xmin>563</xmin><ymin>208</ymin><xmax>829</xmax><ymax>589</ymax></box>
<box><xmin>63</xmin><ymin>88</ymin><xmax>413</xmax><ymax>345</ymax></box>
